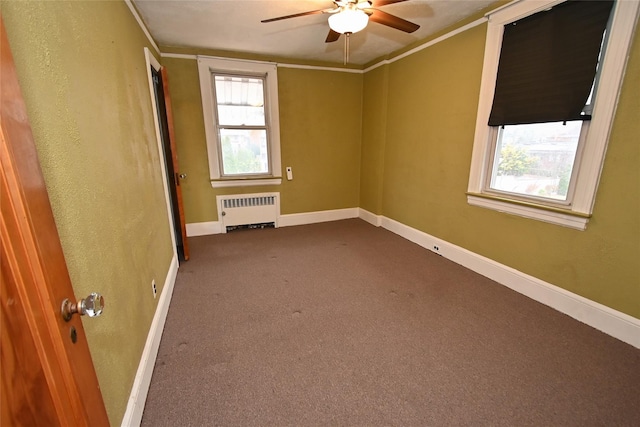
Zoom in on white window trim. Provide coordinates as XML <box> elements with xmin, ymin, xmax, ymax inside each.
<box><xmin>467</xmin><ymin>0</ymin><xmax>639</xmax><ymax>230</ymax></box>
<box><xmin>197</xmin><ymin>56</ymin><xmax>282</xmax><ymax>188</ymax></box>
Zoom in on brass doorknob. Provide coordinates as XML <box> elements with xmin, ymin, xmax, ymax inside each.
<box><xmin>61</xmin><ymin>292</ymin><xmax>104</xmax><ymax>321</ymax></box>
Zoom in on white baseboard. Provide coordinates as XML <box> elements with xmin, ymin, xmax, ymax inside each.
<box><xmin>186</xmin><ymin>221</ymin><xmax>222</xmax><ymax>237</ymax></box>
<box><xmin>186</xmin><ymin>208</ymin><xmax>360</xmax><ymax>236</ymax></box>
<box><xmin>278</xmin><ymin>207</ymin><xmax>359</xmax><ymax>228</ymax></box>
<box><xmin>357</xmin><ymin>209</ymin><xmax>640</xmax><ymax>349</ymax></box>
<box><xmin>121</xmin><ymin>255</ymin><xmax>179</xmax><ymax>427</ymax></box>
<box><xmin>358</xmin><ymin>208</ymin><xmax>383</xmax><ymax>227</ymax></box>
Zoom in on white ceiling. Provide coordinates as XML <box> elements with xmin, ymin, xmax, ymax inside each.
<box><xmin>132</xmin><ymin>0</ymin><xmax>496</xmax><ymax>66</ymax></box>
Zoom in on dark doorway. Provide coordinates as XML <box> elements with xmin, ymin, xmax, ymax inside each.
<box><xmin>151</xmin><ymin>66</ymin><xmax>186</xmax><ymax>261</ymax></box>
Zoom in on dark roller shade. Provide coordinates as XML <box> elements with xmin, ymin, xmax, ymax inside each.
<box><xmin>488</xmin><ymin>0</ymin><xmax>614</xmax><ymax>126</ymax></box>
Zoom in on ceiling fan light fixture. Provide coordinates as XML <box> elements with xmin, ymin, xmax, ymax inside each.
<box><xmin>328</xmin><ymin>7</ymin><xmax>369</xmax><ymax>34</ymax></box>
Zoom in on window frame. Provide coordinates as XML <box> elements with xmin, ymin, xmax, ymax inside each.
<box><xmin>213</xmin><ymin>73</ymin><xmax>270</xmax><ymax>177</ymax></box>
<box><xmin>484</xmin><ymin>120</ymin><xmax>588</xmax><ymax>207</ymax></box>
<box><xmin>467</xmin><ymin>0</ymin><xmax>639</xmax><ymax>230</ymax></box>
<box><xmin>198</xmin><ymin>56</ymin><xmax>282</xmax><ymax>188</ymax></box>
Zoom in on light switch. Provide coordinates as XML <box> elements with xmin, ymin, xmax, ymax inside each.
<box><xmin>286</xmin><ymin>166</ymin><xmax>293</xmax><ymax>181</ymax></box>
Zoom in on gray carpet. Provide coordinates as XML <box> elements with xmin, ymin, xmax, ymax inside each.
<box><xmin>141</xmin><ymin>219</ymin><xmax>640</xmax><ymax>426</ymax></box>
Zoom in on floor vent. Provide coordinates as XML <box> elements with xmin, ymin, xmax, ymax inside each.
<box><xmin>216</xmin><ymin>192</ymin><xmax>279</xmax><ymax>233</ymax></box>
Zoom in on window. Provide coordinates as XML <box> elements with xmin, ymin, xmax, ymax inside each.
<box><xmin>488</xmin><ymin>121</ymin><xmax>583</xmax><ymax>202</ymax></box>
<box><xmin>198</xmin><ymin>57</ymin><xmax>282</xmax><ymax>187</ymax></box>
<box><xmin>467</xmin><ymin>0</ymin><xmax>639</xmax><ymax>230</ymax></box>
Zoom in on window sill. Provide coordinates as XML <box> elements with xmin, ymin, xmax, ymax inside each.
<box><xmin>210</xmin><ymin>178</ymin><xmax>282</xmax><ymax>188</ymax></box>
<box><xmin>466</xmin><ymin>193</ymin><xmax>590</xmax><ymax>230</ymax></box>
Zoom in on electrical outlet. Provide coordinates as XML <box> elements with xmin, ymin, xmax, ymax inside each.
<box><xmin>152</xmin><ymin>279</ymin><xmax>157</xmax><ymax>298</ymax></box>
<box><xmin>433</xmin><ymin>245</ymin><xmax>440</xmax><ymax>252</ymax></box>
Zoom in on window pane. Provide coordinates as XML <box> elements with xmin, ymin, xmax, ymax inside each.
<box><xmin>214</xmin><ymin>76</ymin><xmax>265</xmax><ymax>126</ymax></box>
<box><xmin>219</xmin><ymin>128</ymin><xmax>269</xmax><ymax>175</ymax></box>
<box><xmin>490</xmin><ymin>121</ymin><xmax>582</xmax><ymax>201</ymax></box>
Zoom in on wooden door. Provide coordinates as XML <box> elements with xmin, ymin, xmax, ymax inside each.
<box><xmin>160</xmin><ymin>67</ymin><xmax>189</xmax><ymax>261</ymax></box>
<box><xmin>0</xmin><ymin>17</ymin><xmax>109</xmax><ymax>427</ymax></box>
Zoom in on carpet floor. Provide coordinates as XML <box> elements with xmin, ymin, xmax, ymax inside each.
<box><xmin>141</xmin><ymin>219</ymin><xmax>640</xmax><ymax>426</ymax></box>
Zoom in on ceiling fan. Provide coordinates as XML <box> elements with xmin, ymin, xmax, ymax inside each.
<box><xmin>261</xmin><ymin>0</ymin><xmax>420</xmax><ymax>63</ymax></box>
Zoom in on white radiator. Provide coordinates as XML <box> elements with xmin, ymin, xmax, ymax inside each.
<box><xmin>216</xmin><ymin>192</ymin><xmax>279</xmax><ymax>232</ymax></box>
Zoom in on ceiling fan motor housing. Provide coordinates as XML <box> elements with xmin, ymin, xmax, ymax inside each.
<box><xmin>261</xmin><ymin>0</ymin><xmax>420</xmax><ymax>51</ymax></box>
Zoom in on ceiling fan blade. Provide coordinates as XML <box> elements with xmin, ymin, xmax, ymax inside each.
<box><xmin>368</xmin><ymin>9</ymin><xmax>419</xmax><ymax>33</ymax></box>
<box><xmin>261</xmin><ymin>8</ymin><xmax>331</xmax><ymax>23</ymax></box>
<box><xmin>325</xmin><ymin>29</ymin><xmax>342</xmax><ymax>43</ymax></box>
<box><xmin>371</xmin><ymin>0</ymin><xmax>410</xmax><ymax>6</ymax></box>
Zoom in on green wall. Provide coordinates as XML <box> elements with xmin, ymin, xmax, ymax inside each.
<box><xmin>162</xmin><ymin>59</ymin><xmax>363</xmax><ymax>223</ymax></box>
<box><xmin>382</xmin><ymin>25</ymin><xmax>487</xmax><ymax>232</ymax></box>
<box><xmin>362</xmin><ymin>20</ymin><xmax>640</xmax><ymax>318</ymax></box>
<box><xmin>2</xmin><ymin>0</ymin><xmax>636</xmax><ymax>423</ymax></box>
<box><xmin>2</xmin><ymin>1</ymin><xmax>174</xmax><ymax>424</ymax></box>
<box><xmin>359</xmin><ymin>65</ymin><xmax>389</xmax><ymax>214</ymax></box>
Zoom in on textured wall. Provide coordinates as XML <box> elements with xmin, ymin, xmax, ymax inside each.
<box><xmin>381</xmin><ymin>25</ymin><xmax>486</xmax><ymax>232</ymax></box>
<box><xmin>362</xmin><ymin>20</ymin><xmax>640</xmax><ymax>318</ymax></box>
<box><xmin>277</xmin><ymin>67</ymin><xmax>362</xmax><ymax>214</ymax></box>
<box><xmin>163</xmin><ymin>59</ymin><xmax>363</xmax><ymax>222</ymax></box>
<box><xmin>2</xmin><ymin>1</ymin><xmax>174</xmax><ymax>424</ymax></box>
<box><xmin>359</xmin><ymin>65</ymin><xmax>389</xmax><ymax>215</ymax></box>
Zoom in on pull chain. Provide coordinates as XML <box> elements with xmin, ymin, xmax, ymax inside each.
<box><xmin>344</xmin><ymin>32</ymin><xmax>351</xmax><ymax>65</ymax></box>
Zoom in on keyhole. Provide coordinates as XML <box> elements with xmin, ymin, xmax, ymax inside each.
<box><xmin>69</xmin><ymin>326</ymin><xmax>77</xmax><ymax>344</ymax></box>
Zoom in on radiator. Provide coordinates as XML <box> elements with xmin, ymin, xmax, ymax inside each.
<box><xmin>216</xmin><ymin>192</ymin><xmax>279</xmax><ymax>232</ymax></box>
